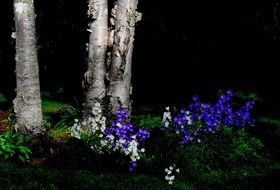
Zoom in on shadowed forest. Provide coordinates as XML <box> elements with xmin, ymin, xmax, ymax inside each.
<box><xmin>0</xmin><ymin>0</ymin><xmax>280</xmax><ymax>189</ymax></box>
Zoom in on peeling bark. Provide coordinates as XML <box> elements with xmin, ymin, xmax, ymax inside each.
<box><xmin>13</xmin><ymin>0</ymin><xmax>45</xmax><ymax>135</ymax></box>
<box><xmin>83</xmin><ymin>0</ymin><xmax>108</xmax><ymax>117</ymax></box>
<box><xmin>107</xmin><ymin>0</ymin><xmax>142</xmax><ymax>115</ymax></box>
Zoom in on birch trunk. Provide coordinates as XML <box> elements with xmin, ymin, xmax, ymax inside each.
<box><xmin>83</xmin><ymin>0</ymin><xmax>108</xmax><ymax>117</ymax></box>
<box><xmin>107</xmin><ymin>0</ymin><xmax>141</xmax><ymax>115</ymax></box>
<box><xmin>13</xmin><ymin>0</ymin><xmax>45</xmax><ymax>135</ymax></box>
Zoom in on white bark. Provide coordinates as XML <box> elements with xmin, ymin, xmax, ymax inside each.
<box><xmin>107</xmin><ymin>0</ymin><xmax>141</xmax><ymax>115</ymax></box>
<box><xmin>83</xmin><ymin>0</ymin><xmax>108</xmax><ymax>117</ymax></box>
<box><xmin>13</xmin><ymin>0</ymin><xmax>45</xmax><ymax>135</ymax></box>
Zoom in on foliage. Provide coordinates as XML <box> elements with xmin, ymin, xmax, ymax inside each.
<box><xmin>3</xmin><ymin>112</ymin><xmax>16</xmax><ymax>125</ymax></box>
<box><xmin>141</xmin><ymin>121</ymin><xmax>279</xmax><ymax>188</ymax></box>
<box><xmin>0</xmin><ymin>92</ymin><xmax>7</xmax><ymax>103</ymax></box>
<box><xmin>138</xmin><ymin>89</ymin><xmax>280</xmax><ymax>188</ymax></box>
<box><xmin>42</xmin><ymin>100</ymin><xmax>79</xmax><ymax>129</ymax></box>
<box><xmin>0</xmin><ymin>130</ymin><xmax>32</xmax><ymax>162</ymax></box>
<box><xmin>132</xmin><ymin>114</ymin><xmax>162</xmax><ymax>130</ymax></box>
<box><xmin>259</xmin><ymin>116</ymin><xmax>280</xmax><ymax>128</ymax></box>
<box><xmin>257</xmin><ymin>116</ymin><xmax>280</xmax><ymax>159</ymax></box>
<box><xmin>47</xmin><ymin>127</ymin><xmax>71</xmax><ymax>143</ymax></box>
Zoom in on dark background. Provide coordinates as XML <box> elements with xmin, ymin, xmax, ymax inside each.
<box><xmin>0</xmin><ymin>0</ymin><xmax>279</xmax><ymax>114</ymax></box>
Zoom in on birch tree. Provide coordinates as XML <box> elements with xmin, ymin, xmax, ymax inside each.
<box><xmin>83</xmin><ymin>0</ymin><xmax>141</xmax><ymax>119</ymax></box>
<box><xmin>13</xmin><ymin>0</ymin><xmax>45</xmax><ymax>135</ymax></box>
<box><xmin>83</xmin><ymin>0</ymin><xmax>108</xmax><ymax>117</ymax></box>
<box><xmin>107</xmin><ymin>0</ymin><xmax>142</xmax><ymax>115</ymax></box>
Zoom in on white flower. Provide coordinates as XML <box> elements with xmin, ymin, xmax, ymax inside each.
<box><xmin>169</xmin><ymin>166</ymin><xmax>174</xmax><ymax>170</ymax></box>
<box><xmin>74</xmin><ymin>119</ymin><xmax>79</xmax><ymax>123</ymax></box>
<box><xmin>167</xmin><ymin>171</ymin><xmax>171</xmax><ymax>175</ymax></box>
<box><xmin>176</xmin><ymin>168</ymin><xmax>180</xmax><ymax>173</ymax></box>
<box><xmin>168</xmin><ymin>181</ymin><xmax>173</xmax><ymax>185</ymax></box>
<box><xmin>170</xmin><ymin>175</ymin><xmax>175</xmax><ymax>180</ymax></box>
<box><xmin>94</xmin><ymin>102</ymin><xmax>101</xmax><ymax>107</ymax></box>
<box><xmin>92</xmin><ymin>110</ymin><xmax>98</xmax><ymax>115</ymax></box>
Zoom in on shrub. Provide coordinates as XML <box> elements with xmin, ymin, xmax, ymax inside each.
<box><xmin>0</xmin><ymin>130</ymin><xmax>32</xmax><ymax>162</ymax></box>
<box><xmin>140</xmin><ymin>89</ymin><xmax>279</xmax><ymax>188</ymax></box>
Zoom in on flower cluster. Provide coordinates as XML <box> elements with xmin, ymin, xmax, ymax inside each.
<box><xmin>162</xmin><ymin>107</ymin><xmax>172</xmax><ymax>128</ymax></box>
<box><xmin>71</xmin><ymin>105</ymin><xmax>150</xmax><ymax>172</ymax></box>
<box><xmin>71</xmin><ymin>102</ymin><xmax>106</xmax><ymax>139</ymax></box>
<box><xmin>71</xmin><ymin>102</ymin><xmax>107</xmax><ymax>153</ymax></box>
<box><xmin>165</xmin><ymin>164</ymin><xmax>180</xmax><ymax>185</ymax></box>
<box><xmin>103</xmin><ymin>108</ymin><xmax>150</xmax><ymax>171</ymax></box>
<box><xmin>162</xmin><ymin>89</ymin><xmax>256</xmax><ymax>145</ymax></box>
<box><xmin>188</xmin><ymin>89</ymin><xmax>255</xmax><ymax>130</ymax></box>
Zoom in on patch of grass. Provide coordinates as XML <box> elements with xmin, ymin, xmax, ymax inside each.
<box><xmin>0</xmin><ymin>161</ymin><xmax>194</xmax><ymax>190</ymax></box>
<box><xmin>48</xmin><ymin>127</ymin><xmax>71</xmax><ymax>143</ymax></box>
<box><xmin>42</xmin><ymin>100</ymin><xmax>64</xmax><ymax>114</ymax></box>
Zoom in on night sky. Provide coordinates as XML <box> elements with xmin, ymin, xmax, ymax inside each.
<box><xmin>0</xmin><ymin>0</ymin><xmax>279</xmax><ymax>113</ymax></box>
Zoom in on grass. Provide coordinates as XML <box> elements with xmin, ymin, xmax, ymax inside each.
<box><xmin>0</xmin><ymin>161</ymin><xmax>195</xmax><ymax>190</ymax></box>
<box><xmin>47</xmin><ymin>127</ymin><xmax>71</xmax><ymax>143</ymax></box>
<box><xmin>42</xmin><ymin>100</ymin><xmax>65</xmax><ymax>114</ymax></box>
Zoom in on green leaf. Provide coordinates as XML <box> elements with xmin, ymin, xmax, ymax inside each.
<box><xmin>3</xmin><ymin>153</ymin><xmax>10</xmax><ymax>160</ymax></box>
<box><xmin>18</xmin><ymin>154</ymin><xmax>26</xmax><ymax>162</ymax></box>
<box><xmin>18</xmin><ymin>146</ymin><xmax>32</xmax><ymax>154</ymax></box>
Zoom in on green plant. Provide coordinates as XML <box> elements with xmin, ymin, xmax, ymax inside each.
<box><xmin>42</xmin><ymin>100</ymin><xmax>65</xmax><ymax>114</ymax></box>
<box><xmin>3</xmin><ymin>112</ymin><xmax>16</xmax><ymax>125</ymax></box>
<box><xmin>42</xmin><ymin>100</ymin><xmax>79</xmax><ymax>129</ymax></box>
<box><xmin>53</xmin><ymin>105</ymin><xmax>79</xmax><ymax>129</ymax></box>
<box><xmin>132</xmin><ymin>114</ymin><xmax>162</xmax><ymax>130</ymax></box>
<box><xmin>178</xmin><ymin>126</ymin><xmax>276</xmax><ymax>188</ymax></box>
<box><xmin>232</xmin><ymin>90</ymin><xmax>262</xmax><ymax>102</ymax></box>
<box><xmin>43</xmin><ymin>115</ymin><xmax>52</xmax><ymax>129</ymax></box>
<box><xmin>0</xmin><ymin>130</ymin><xmax>32</xmax><ymax>162</ymax></box>
<box><xmin>48</xmin><ymin>127</ymin><xmax>71</xmax><ymax>142</ymax></box>
<box><xmin>259</xmin><ymin>116</ymin><xmax>280</xmax><ymax>127</ymax></box>
<box><xmin>0</xmin><ymin>93</ymin><xmax>7</xmax><ymax>103</ymax></box>
<box><xmin>140</xmin><ymin>121</ymin><xmax>278</xmax><ymax>189</ymax></box>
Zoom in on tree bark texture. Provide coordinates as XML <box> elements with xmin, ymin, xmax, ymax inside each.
<box><xmin>107</xmin><ymin>0</ymin><xmax>142</xmax><ymax>115</ymax></box>
<box><xmin>13</xmin><ymin>0</ymin><xmax>45</xmax><ymax>135</ymax></box>
<box><xmin>83</xmin><ymin>0</ymin><xmax>108</xmax><ymax>117</ymax></box>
